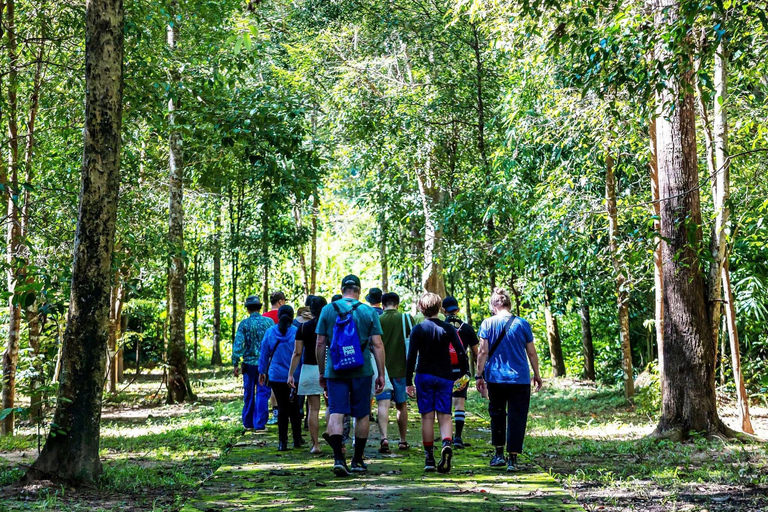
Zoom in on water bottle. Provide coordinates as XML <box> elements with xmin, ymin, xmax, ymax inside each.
<box><xmin>453</xmin><ymin>374</ymin><xmax>470</xmax><ymax>392</ymax></box>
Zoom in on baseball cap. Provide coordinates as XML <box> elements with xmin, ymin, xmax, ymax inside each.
<box><xmin>442</xmin><ymin>296</ymin><xmax>459</xmax><ymax>313</ymax></box>
<box><xmin>341</xmin><ymin>274</ymin><xmax>361</xmax><ymax>288</ymax></box>
<box><xmin>245</xmin><ymin>295</ymin><xmax>262</xmax><ymax>307</ymax></box>
<box><xmin>366</xmin><ymin>287</ymin><xmax>383</xmax><ymax>304</ymax></box>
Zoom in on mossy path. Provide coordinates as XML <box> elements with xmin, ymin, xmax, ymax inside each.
<box><xmin>182</xmin><ymin>402</ymin><xmax>582</xmax><ymax>512</ymax></box>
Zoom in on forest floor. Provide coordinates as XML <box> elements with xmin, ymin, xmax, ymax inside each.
<box><xmin>0</xmin><ymin>369</ymin><xmax>766</xmax><ymax>511</ymax></box>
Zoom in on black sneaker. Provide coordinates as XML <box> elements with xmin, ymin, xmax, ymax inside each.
<box><xmin>278</xmin><ymin>441</ymin><xmax>289</xmax><ymax>452</ymax></box>
<box><xmin>424</xmin><ymin>455</ymin><xmax>436</xmax><ymax>472</ymax></box>
<box><xmin>350</xmin><ymin>460</ymin><xmax>368</xmax><ymax>473</ymax></box>
<box><xmin>490</xmin><ymin>453</ymin><xmax>506</xmax><ymax>467</ymax></box>
<box><xmin>506</xmin><ymin>454</ymin><xmax>519</xmax><ymax>472</ymax></box>
<box><xmin>437</xmin><ymin>444</ymin><xmax>453</xmax><ymax>474</ymax></box>
<box><xmin>333</xmin><ymin>460</ymin><xmax>351</xmax><ymax>477</ymax></box>
<box><xmin>454</xmin><ymin>437</ymin><xmax>465</xmax><ymax>449</ymax></box>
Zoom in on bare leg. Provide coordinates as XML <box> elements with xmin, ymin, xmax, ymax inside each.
<box><xmin>355</xmin><ymin>414</ymin><xmax>370</xmax><ymax>439</ymax></box>
<box><xmin>328</xmin><ymin>413</ymin><xmax>344</xmax><ymax>436</ymax></box>
<box><xmin>396</xmin><ymin>402</ymin><xmax>408</xmax><ymax>443</ymax></box>
<box><xmin>377</xmin><ymin>399</ymin><xmax>390</xmax><ymax>441</ymax></box>
<box><xmin>437</xmin><ymin>412</ymin><xmax>452</xmax><ymax>440</ymax></box>
<box><xmin>421</xmin><ymin>411</ymin><xmax>435</xmax><ymax>445</ymax></box>
<box><xmin>308</xmin><ymin>395</ymin><xmax>321</xmax><ymax>452</ymax></box>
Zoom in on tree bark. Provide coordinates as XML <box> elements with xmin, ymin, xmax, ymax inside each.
<box><xmin>649</xmin><ymin>0</ymin><xmax>724</xmax><ymax>439</ymax></box>
<box><xmin>650</xmin><ymin>114</ymin><xmax>664</xmax><ymax>389</ymax></box>
<box><xmin>166</xmin><ymin>1</ymin><xmax>192</xmax><ymax>404</ymax></box>
<box><xmin>722</xmin><ymin>260</ymin><xmax>753</xmax><ymax>433</ymax></box>
<box><xmin>107</xmin><ymin>276</ymin><xmax>124</xmax><ymax>394</ymax></box>
<box><xmin>310</xmin><ymin>193</ymin><xmax>318</xmax><ymax>295</ymax></box>
<box><xmin>580</xmin><ymin>301</ymin><xmax>595</xmax><ymax>381</ymax></box>
<box><xmin>26</xmin><ymin>305</ymin><xmax>44</xmax><ymax>421</ymax></box>
<box><xmin>192</xmin><ymin>251</ymin><xmax>199</xmax><ymax>362</ymax></box>
<box><xmin>544</xmin><ymin>287</ymin><xmax>565</xmax><ymax>377</ymax></box>
<box><xmin>211</xmin><ymin>204</ymin><xmax>222</xmax><ymax>366</ymax></box>
<box><xmin>416</xmin><ymin>169</ymin><xmax>446</xmax><ymax>297</ymax></box>
<box><xmin>25</xmin><ymin>0</ymin><xmax>124</xmax><ymax>481</ymax></box>
<box><xmin>606</xmin><ymin>154</ymin><xmax>635</xmax><ymax>398</ymax></box>
<box><xmin>379</xmin><ymin>203</ymin><xmax>389</xmax><ymax>293</ymax></box>
<box><xmin>293</xmin><ymin>202</ymin><xmax>309</xmax><ymax>296</ymax></box>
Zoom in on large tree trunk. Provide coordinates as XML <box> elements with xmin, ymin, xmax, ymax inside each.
<box><xmin>211</xmin><ymin>205</ymin><xmax>222</xmax><ymax>366</ymax></box>
<box><xmin>544</xmin><ymin>288</ymin><xmax>565</xmax><ymax>377</ymax></box>
<box><xmin>606</xmin><ymin>154</ymin><xmax>635</xmax><ymax>398</ymax></box>
<box><xmin>649</xmin><ymin>0</ymin><xmax>724</xmax><ymax>439</ymax></box>
<box><xmin>650</xmin><ymin>115</ymin><xmax>664</xmax><ymax>389</ymax></box>
<box><xmin>2</xmin><ymin>0</ymin><xmax>21</xmax><ymax>437</ymax></box>
<box><xmin>379</xmin><ymin>207</ymin><xmax>389</xmax><ymax>293</ymax></box>
<box><xmin>580</xmin><ymin>300</ymin><xmax>595</xmax><ymax>381</ymax></box>
<box><xmin>416</xmin><ymin>170</ymin><xmax>446</xmax><ymax>297</ymax></box>
<box><xmin>25</xmin><ymin>0</ymin><xmax>124</xmax><ymax>481</ymax></box>
<box><xmin>166</xmin><ymin>2</ymin><xmax>192</xmax><ymax>404</ymax></box>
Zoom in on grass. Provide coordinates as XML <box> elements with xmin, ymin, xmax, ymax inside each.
<box><xmin>1</xmin><ymin>371</ymin><xmax>767</xmax><ymax>511</ymax></box>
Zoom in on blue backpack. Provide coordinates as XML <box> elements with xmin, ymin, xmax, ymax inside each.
<box><xmin>330</xmin><ymin>301</ymin><xmax>365</xmax><ymax>372</ymax></box>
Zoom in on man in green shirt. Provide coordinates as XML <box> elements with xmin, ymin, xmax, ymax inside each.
<box><xmin>316</xmin><ymin>274</ymin><xmax>386</xmax><ymax>477</ymax></box>
<box><xmin>375</xmin><ymin>292</ymin><xmax>415</xmax><ymax>452</ymax></box>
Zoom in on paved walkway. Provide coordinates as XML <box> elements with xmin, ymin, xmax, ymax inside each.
<box><xmin>182</xmin><ymin>408</ymin><xmax>581</xmax><ymax>512</ymax></box>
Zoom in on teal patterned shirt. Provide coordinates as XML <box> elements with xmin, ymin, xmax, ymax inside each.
<box><xmin>233</xmin><ymin>312</ymin><xmax>274</xmax><ymax>367</ymax></box>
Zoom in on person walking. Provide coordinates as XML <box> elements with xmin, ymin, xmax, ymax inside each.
<box><xmin>406</xmin><ymin>293</ymin><xmax>469</xmax><ymax>474</ymax></box>
<box><xmin>475</xmin><ymin>288</ymin><xmax>543</xmax><ymax>472</ymax></box>
<box><xmin>233</xmin><ymin>295</ymin><xmax>275</xmax><ymax>431</ymax></box>
<box><xmin>316</xmin><ymin>274</ymin><xmax>386</xmax><ymax>477</ymax></box>
<box><xmin>259</xmin><ymin>305</ymin><xmax>304</xmax><ymax>451</ymax></box>
<box><xmin>366</xmin><ymin>287</ymin><xmax>384</xmax><ymax>315</ymax></box>
<box><xmin>288</xmin><ymin>296</ymin><xmax>327</xmax><ymax>454</ymax></box>
<box><xmin>442</xmin><ymin>296</ymin><xmax>480</xmax><ymax>449</ymax></box>
<box><xmin>263</xmin><ymin>291</ymin><xmax>285</xmax><ymax>425</ymax></box>
<box><xmin>375</xmin><ymin>292</ymin><xmax>414</xmax><ymax>453</ymax></box>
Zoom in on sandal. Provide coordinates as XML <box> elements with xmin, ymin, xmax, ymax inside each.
<box><xmin>398</xmin><ymin>441</ymin><xmax>410</xmax><ymax>451</ymax></box>
<box><xmin>310</xmin><ymin>446</ymin><xmax>322</xmax><ymax>455</ymax></box>
<box><xmin>379</xmin><ymin>438</ymin><xmax>390</xmax><ymax>453</ymax></box>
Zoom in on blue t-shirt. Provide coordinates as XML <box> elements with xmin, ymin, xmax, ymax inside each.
<box><xmin>316</xmin><ymin>298</ymin><xmax>383</xmax><ymax>379</ymax></box>
<box><xmin>478</xmin><ymin>313</ymin><xmax>533</xmax><ymax>385</ymax></box>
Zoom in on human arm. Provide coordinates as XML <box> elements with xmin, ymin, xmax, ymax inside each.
<box><xmin>316</xmin><ymin>334</ymin><xmax>327</xmax><ymax>388</ymax></box>
<box><xmin>526</xmin><ymin>342</ymin><xmax>543</xmax><ymax>391</ymax></box>
<box><xmin>370</xmin><ymin>334</ymin><xmax>386</xmax><ymax>395</ymax></box>
<box><xmin>405</xmin><ymin>327</ymin><xmax>419</xmax><ymax>387</ymax></box>
<box><xmin>287</xmin><ymin>338</ymin><xmax>304</xmax><ymax>389</ymax></box>
<box><xmin>232</xmin><ymin>321</ymin><xmax>246</xmax><ymax>376</ymax></box>
<box><xmin>475</xmin><ymin>336</ymin><xmax>488</xmax><ymax>396</ymax></box>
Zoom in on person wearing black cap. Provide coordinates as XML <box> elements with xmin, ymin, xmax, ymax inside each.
<box><xmin>442</xmin><ymin>296</ymin><xmax>480</xmax><ymax>449</ymax></box>
<box><xmin>366</xmin><ymin>287</ymin><xmax>384</xmax><ymax>315</ymax></box>
<box><xmin>316</xmin><ymin>274</ymin><xmax>386</xmax><ymax>477</ymax></box>
<box><xmin>233</xmin><ymin>295</ymin><xmax>275</xmax><ymax>431</ymax></box>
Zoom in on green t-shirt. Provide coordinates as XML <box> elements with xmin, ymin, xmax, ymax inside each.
<box><xmin>379</xmin><ymin>309</ymin><xmax>415</xmax><ymax>379</ymax></box>
<box><xmin>316</xmin><ymin>298</ymin><xmax>383</xmax><ymax>379</ymax></box>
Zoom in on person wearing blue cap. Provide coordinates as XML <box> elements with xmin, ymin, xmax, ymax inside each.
<box><xmin>233</xmin><ymin>295</ymin><xmax>275</xmax><ymax>431</ymax></box>
<box><xmin>442</xmin><ymin>296</ymin><xmax>480</xmax><ymax>449</ymax></box>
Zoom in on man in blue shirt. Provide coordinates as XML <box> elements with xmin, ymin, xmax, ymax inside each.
<box><xmin>233</xmin><ymin>295</ymin><xmax>275</xmax><ymax>430</ymax></box>
<box><xmin>475</xmin><ymin>288</ymin><xmax>543</xmax><ymax>472</ymax></box>
<box><xmin>316</xmin><ymin>274</ymin><xmax>386</xmax><ymax>477</ymax></box>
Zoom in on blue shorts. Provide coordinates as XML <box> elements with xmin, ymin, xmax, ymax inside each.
<box><xmin>376</xmin><ymin>377</ymin><xmax>408</xmax><ymax>404</ymax></box>
<box><xmin>327</xmin><ymin>376</ymin><xmax>373</xmax><ymax>419</ymax></box>
<box><xmin>415</xmin><ymin>373</ymin><xmax>453</xmax><ymax>415</ymax></box>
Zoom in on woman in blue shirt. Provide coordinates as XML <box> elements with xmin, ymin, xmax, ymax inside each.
<box><xmin>259</xmin><ymin>305</ymin><xmax>302</xmax><ymax>451</ymax></box>
<box><xmin>476</xmin><ymin>288</ymin><xmax>543</xmax><ymax>472</ymax></box>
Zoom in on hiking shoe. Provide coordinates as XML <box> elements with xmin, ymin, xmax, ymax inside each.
<box><xmin>453</xmin><ymin>437</ymin><xmax>464</xmax><ymax>449</ymax></box>
<box><xmin>333</xmin><ymin>460</ymin><xmax>351</xmax><ymax>477</ymax></box>
<box><xmin>437</xmin><ymin>444</ymin><xmax>453</xmax><ymax>474</ymax></box>
<box><xmin>267</xmin><ymin>411</ymin><xmax>278</xmax><ymax>425</ymax></box>
<box><xmin>424</xmin><ymin>455</ymin><xmax>436</xmax><ymax>472</ymax></box>
<box><xmin>278</xmin><ymin>441</ymin><xmax>289</xmax><ymax>452</ymax></box>
<box><xmin>506</xmin><ymin>454</ymin><xmax>519</xmax><ymax>472</ymax></box>
<box><xmin>490</xmin><ymin>454</ymin><xmax>506</xmax><ymax>467</ymax></box>
<box><xmin>350</xmin><ymin>460</ymin><xmax>368</xmax><ymax>473</ymax></box>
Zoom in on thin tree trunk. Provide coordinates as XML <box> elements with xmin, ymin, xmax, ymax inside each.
<box><xmin>463</xmin><ymin>279</ymin><xmax>472</xmax><ymax>326</ymax></box>
<box><xmin>650</xmin><ymin>115</ymin><xmax>664</xmax><ymax>389</ymax></box>
<box><xmin>606</xmin><ymin>154</ymin><xmax>635</xmax><ymax>399</ymax></box>
<box><xmin>192</xmin><ymin>251</ymin><xmax>199</xmax><ymax>362</ymax></box>
<box><xmin>211</xmin><ymin>204</ymin><xmax>222</xmax><ymax>366</ymax></box>
<box><xmin>649</xmin><ymin>0</ymin><xmax>724</xmax><ymax>439</ymax></box>
<box><xmin>294</xmin><ymin>203</ymin><xmax>309</xmax><ymax>296</ymax></box>
<box><xmin>166</xmin><ymin>1</ymin><xmax>192</xmax><ymax>404</ymax></box>
<box><xmin>379</xmin><ymin>205</ymin><xmax>389</xmax><ymax>293</ymax></box>
<box><xmin>27</xmin><ymin>305</ymin><xmax>43</xmax><ymax>421</ymax></box>
<box><xmin>309</xmin><ymin>193</ymin><xmax>318</xmax><ymax>295</ymax></box>
<box><xmin>722</xmin><ymin>260</ymin><xmax>753</xmax><ymax>433</ymax></box>
<box><xmin>544</xmin><ymin>287</ymin><xmax>565</xmax><ymax>377</ymax></box>
<box><xmin>107</xmin><ymin>277</ymin><xmax>123</xmax><ymax>394</ymax></box>
<box><xmin>261</xmin><ymin>203</ymin><xmax>270</xmax><ymax>306</ymax></box>
<box><xmin>2</xmin><ymin>0</ymin><xmax>21</xmax><ymax>437</ymax></box>
<box><xmin>229</xmin><ymin>182</ymin><xmax>244</xmax><ymax>343</ymax></box>
<box><xmin>25</xmin><ymin>0</ymin><xmax>124</xmax><ymax>481</ymax></box>
<box><xmin>580</xmin><ymin>300</ymin><xmax>595</xmax><ymax>381</ymax></box>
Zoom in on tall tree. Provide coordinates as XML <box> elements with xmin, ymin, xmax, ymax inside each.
<box><xmin>211</xmin><ymin>204</ymin><xmax>223</xmax><ymax>366</ymax></box>
<box><xmin>25</xmin><ymin>0</ymin><xmax>124</xmax><ymax>481</ymax></box>
<box><xmin>166</xmin><ymin>0</ymin><xmax>193</xmax><ymax>403</ymax></box>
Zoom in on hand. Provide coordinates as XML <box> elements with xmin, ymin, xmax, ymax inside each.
<box><xmin>406</xmin><ymin>385</ymin><xmax>416</xmax><ymax>398</ymax></box>
<box><xmin>319</xmin><ymin>375</ymin><xmax>327</xmax><ymax>389</ymax></box>
<box><xmin>259</xmin><ymin>374</ymin><xmax>266</xmax><ymax>386</ymax></box>
<box><xmin>476</xmin><ymin>377</ymin><xmax>488</xmax><ymax>398</ymax></box>
<box><xmin>233</xmin><ymin>365</ymin><xmax>240</xmax><ymax>378</ymax></box>
<box><xmin>287</xmin><ymin>375</ymin><xmax>296</xmax><ymax>389</ymax></box>
<box><xmin>533</xmin><ymin>375</ymin><xmax>543</xmax><ymax>392</ymax></box>
<box><xmin>374</xmin><ymin>375</ymin><xmax>385</xmax><ymax>395</ymax></box>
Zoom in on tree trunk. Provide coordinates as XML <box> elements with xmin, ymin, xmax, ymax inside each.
<box><xmin>722</xmin><ymin>260</ymin><xmax>753</xmax><ymax>433</ymax></box>
<box><xmin>379</xmin><ymin>206</ymin><xmax>389</xmax><ymax>293</ymax></box>
<box><xmin>580</xmin><ymin>301</ymin><xmax>595</xmax><ymax>381</ymax></box>
<box><xmin>463</xmin><ymin>279</ymin><xmax>472</xmax><ymax>326</ymax></box>
<box><xmin>544</xmin><ymin>288</ymin><xmax>565</xmax><ymax>377</ymax></box>
<box><xmin>27</xmin><ymin>305</ymin><xmax>44</xmax><ymax>421</ymax></box>
<box><xmin>649</xmin><ymin>0</ymin><xmax>724</xmax><ymax>439</ymax></box>
<box><xmin>310</xmin><ymin>193</ymin><xmax>318</xmax><ymax>295</ymax></box>
<box><xmin>606</xmin><ymin>154</ymin><xmax>635</xmax><ymax>398</ymax></box>
<box><xmin>650</xmin><ymin>114</ymin><xmax>664</xmax><ymax>388</ymax></box>
<box><xmin>107</xmin><ymin>277</ymin><xmax>124</xmax><ymax>394</ymax></box>
<box><xmin>261</xmin><ymin>202</ymin><xmax>270</xmax><ymax>306</ymax></box>
<box><xmin>166</xmin><ymin>2</ymin><xmax>192</xmax><ymax>404</ymax></box>
<box><xmin>25</xmin><ymin>0</ymin><xmax>124</xmax><ymax>481</ymax></box>
<box><xmin>294</xmin><ymin>203</ymin><xmax>309</xmax><ymax>296</ymax></box>
<box><xmin>211</xmin><ymin>205</ymin><xmax>222</xmax><ymax>366</ymax></box>
<box><xmin>416</xmin><ymin>169</ymin><xmax>446</xmax><ymax>297</ymax></box>
<box><xmin>192</xmin><ymin>251</ymin><xmax>200</xmax><ymax>362</ymax></box>
<box><xmin>229</xmin><ymin>182</ymin><xmax>244</xmax><ymax>343</ymax></box>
